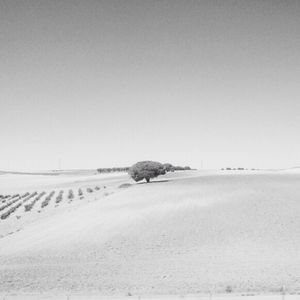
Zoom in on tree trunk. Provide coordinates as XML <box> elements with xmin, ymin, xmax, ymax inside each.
<box><xmin>146</xmin><ymin>177</ymin><xmax>150</xmax><ymax>183</ymax></box>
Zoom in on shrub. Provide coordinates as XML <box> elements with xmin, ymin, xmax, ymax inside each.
<box><xmin>21</xmin><ymin>192</ymin><xmax>30</xmax><ymax>198</ymax></box>
<box><xmin>41</xmin><ymin>191</ymin><xmax>55</xmax><ymax>208</ymax></box>
<box><xmin>78</xmin><ymin>188</ymin><xmax>83</xmax><ymax>196</ymax></box>
<box><xmin>24</xmin><ymin>203</ymin><xmax>31</xmax><ymax>212</ymax></box>
<box><xmin>16</xmin><ymin>192</ymin><xmax>38</xmax><ymax>213</ymax></box>
<box><xmin>128</xmin><ymin>161</ymin><xmax>166</xmax><ymax>183</ymax></box>
<box><xmin>86</xmin><ymin>188</ymin><xmax>93</xmax><ymax>193</ymax></box>
<box><xmin>24</xmin><ymin>191</ymin><xmax>46</xmax><ymax>212</ymax></box>
<box><xmin>55</xmin><ymin>190</ymin><xmax>64</xmax><ymax>203</ymax></box>
<box><xmin>95</xmin><ymin>186</ymin><xmax>100</xmax><ymax>190</ymax></box>
<box><xmin>22</xmin><ymin>192</ymin><xmax>38</xmax><ymax>203</ymax></box>
<box><xmin>68</xmin><ymin>189</ymin><xmax>74</xmax><ymax>200</ymax></box>
<box><xmin>118</xmin><ymin>183</ymin><xmax>132</xmax><ymax>188</ymax></box>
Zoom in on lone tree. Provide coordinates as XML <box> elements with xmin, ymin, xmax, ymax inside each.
<box><xmin>129</xmin><ymin>161</ymin><xmax>166</xmax><ymax>183</ymax></box>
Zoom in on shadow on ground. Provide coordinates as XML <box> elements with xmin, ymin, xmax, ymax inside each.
<box><xmin>137</xmin><ymin>180</ymin><xmax>170</xmax><ymax>185</ymax></box>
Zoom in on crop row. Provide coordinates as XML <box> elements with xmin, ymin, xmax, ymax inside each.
<box><xmin>24</xmin><ymin>191</ymin><xmax>47</xmax><ymax>212</ymax></box>
<box><xmin>0</xmin><ymin>195</ymin><xmax>11</xmax><ymax>203</ymax></box>
<box><xmin>0</xmin><ymin>186</ymin><xmax>103</xmax><ymax>220</ymax></box>
<box><xmin>0</xmin><ymin>195</ymin><xmax>22</xmax><ymax>212</ymax></box>
<box><xmin>1</xmin><ymin>202</ymin><xmax>23</xmax><ymax>220</ymax></box>
<box><xmin>68</xmin><ymin>189</ymin><xmax>74</xmax><ymax>201</ymax></box>
<box><xmin>0</xmin><ymin>192</ymin><xmax>40</xmax><ymax>220</ymax></box>
<box><xmin>56</xmin><ymin>190</ymin><xmax>64</xmax><ymax>203</ymax></box>
<box><xmin>0</xmin><ymin>186</ymin><xmax>100</xmax><ymax>201</ymax></box>
<box><xmin>41</xmin><ymin>191</ymin><xmax>55</xmax><ymax>208</ymax></box>
<box><xmin>0</xmin><ymin>192</ymin><xmax>31</xmax><ymax>203</ymax></box>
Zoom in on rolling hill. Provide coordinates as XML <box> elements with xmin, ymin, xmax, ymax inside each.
<box><xmin>0</xmin><ymin>169</ymin><xmax>300</xmax><ymax>296</ymax></box>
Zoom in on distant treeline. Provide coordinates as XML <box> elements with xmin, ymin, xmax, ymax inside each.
<box><xmin>221</xmin><ymin>167</ymin><xmax>258</xmax><ymax>171</ymax></box>
<box><xmin>97</xmin><ymin>167</ymin><xmax>129</xmax><ymax>173</ymax></box>
<box><xmin>163</xmin><ymin>163</ymin><xmax>192</xmax><ymax>172</ymax></box>
<box><xmin>97</xmin><ymin>164</ymin><xmax>192</xmax><ymax>174</ymax></box>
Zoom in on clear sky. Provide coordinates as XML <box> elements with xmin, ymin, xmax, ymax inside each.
<box><xmin>1</xmin><ymin>0</ymin><xmax>299</xmax><ymax>171</ymax></box>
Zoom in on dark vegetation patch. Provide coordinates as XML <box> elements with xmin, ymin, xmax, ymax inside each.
<box><xmin>68</xmin><ymin>189</ymin><xmax>74</xmax><ymax>201</ymax></box>
<box><xmin>55</xmin><ymin>190</ymin><xmax>64</xmax><ymax>204</ymax></box>
<box><xmin>1</xmin><ymin>202</ymin><xmax>22</xmax><ymax>219</ymax></box>
<box><xmin>41</xmin><ymin>191</ymin><xmax>55</xmax><ymax>208</ymax></box>
<box><xmin>118</xmin><ymin>183</ymin><xmax>132</xmax><ymax>189</ymax></box>
<box><xmin>24</xmin><ymin>191</ymin><xmax>46</xmax><ymax>212</ymax></box>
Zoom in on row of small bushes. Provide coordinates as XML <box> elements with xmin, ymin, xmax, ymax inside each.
<box><xmin>86</xmin><ymin>187</ymin><xmax>93</xmax><ymax>193</ymax></box>
<box><xmin>1</xmin><ymin>197</ymin><xmax>8</xmax><ymax>203</ymax></box>
<box><xmin>0</xmin><ymin>194</ymin><xmax>18</xmax><ymax>203</ymax></box>
<box><xmin>68</xmin><ymin>189</ymin><xmax>74</xmax><ymax>201</ymax></box>
<box><xmin>21</xmin><ymin>192</ymin><xmax>30</xmax><ymax>198</ymax></box>
<box><xmin>56</xmin><ymin>190</ymin><xmax>64</xmax><ymax>203</ymax></box>
<box><xmin>22</xmin><ymin>191</ymin><xmax>38</xmax><ymax>203</ymax></box>
<box><xmin>1</xmin><ymin>202</ymin><xmax>22</xmax><ymax>220</ymax></box>
<box><xmin>97</xmin><ymin>167</ymin><xmax>129</xmax><ymax>173</ymax></box>
<box><xmin>1</xmin><ymin>185</ymin><xmax>104</xmax><ymax>218</ymax></box>
<box><xmin>0</xmin><ymin>196</ymin><xmax>22</xmax><ymax>212</ymax></box>
<box><xmin>41</xmin><ymin>191</ymin><xmax>55</xmax><ymax>208</ymax></box>
<box><xmin>0</xmin><ymin>194</ymin><xmax>11</xmax><ymax>198</ymax></box>
<box><xmin>0</xmin><ymin>192</ymin><xmax>29</xmax><ymax>204</ymax></box>
<box><xmin>24</xmin><ymin>191</ymin><xmax>46</xmax><ymax>212</ymax></box>
<box><xmin>0</xmin><ymin>195</ymin><xmax>11</xmax><ymax>203</ymax></box>
<box><xmin>0</xmin><ymin>193</ymin><xmax>36</xmax><ymax>220</ymax></box>
<box><xmin>221</xmin><ymin>167</ymin><xmax>257</xmax><ymax>170</ymax></box>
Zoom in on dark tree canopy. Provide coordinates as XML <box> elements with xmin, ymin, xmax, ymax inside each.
<box><xmin>163</xmin><ymin>163</ymin><xmax>175</xmax><ymax>172</ymax></box>
<box><xmin>129</xmin><ymin>161</ymin><xmax>166</xmax><ymax>183</ymax></box>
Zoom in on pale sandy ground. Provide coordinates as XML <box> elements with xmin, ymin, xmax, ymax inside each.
<box><xmin>0</xmin><ymin>294</ymin><xmax>300</xmax><ymax>300</ymax></box>
<box><xmin>1</xmin><ymin>169</ymin><xmax>300</xmax><ymax>298</ymax></box>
